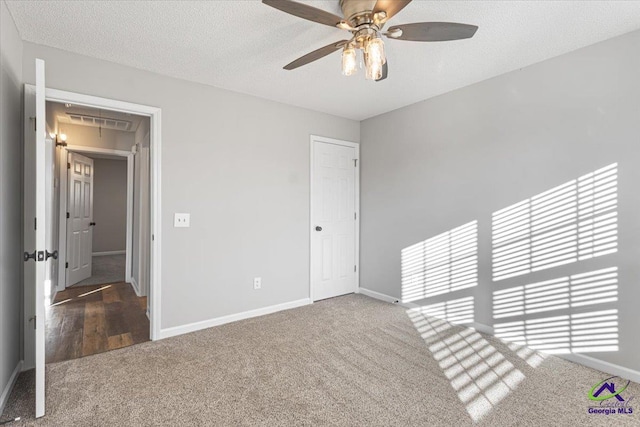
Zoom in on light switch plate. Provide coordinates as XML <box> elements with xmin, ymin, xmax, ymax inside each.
<box><xmin>174</xmin><ymin>213</ymin><xmax>190</xmax><ymax>228</ymax></box>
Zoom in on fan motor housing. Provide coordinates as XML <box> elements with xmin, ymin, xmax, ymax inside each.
<box><xmin>340</xmin><ymin>0</ymin><xmax>377</xmax><ymax>25</ymax></box>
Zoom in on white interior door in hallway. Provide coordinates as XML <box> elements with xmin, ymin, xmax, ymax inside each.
<box><xmin>311</xmin><ymin>137</ymin><xmax>359</xmax><ymax>301</ymax></box>
<box><xmin>67</xmin><ymin>152</ymin><xmax>94</xmax><ymax>286</ymax></box>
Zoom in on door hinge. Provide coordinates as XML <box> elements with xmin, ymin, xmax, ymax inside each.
<box><xmin>354</xmin><ymin>212</ymin><xmax>357</xmax><ymax>220</ymax></box>
<box><xmin>67</xmin><ymin>162</ymin><xmax>71</xmax><ymax>169</ymax></box>
<box><xmin>353</xmin><ymin>159</ymin><xmax>358</xmax><ymax>167</ymax></box>
<box><xmin>354</xmin><ymin>265</ymin><xmax>357</xmax><ymax>272</ymax></box>
<box><xmin>65</xmin><ymin>262</ymin><xmax>68</xmax><ymax>269</ymax></box>
<box><xmin>152</xmin><ymin>234</ymin><xmax>155</xmax><ymax>241</ymax></box>
<box><xmin>34</xmin><ymin>217</ymin><xmax>37</xmax><ymax>230</ymax></box>
<box><xmin>66</xmin><ymin>212</ymin><xmax>70</xmax><ymax>219</ymax></box>
<box><xmin>30</xmin><ymin>316</ymin><xmax>36</xmax><ymax>330</ymax></box>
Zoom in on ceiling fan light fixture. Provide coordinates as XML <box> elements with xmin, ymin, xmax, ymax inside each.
<box><xmin>364</xmin><ymin>56</ymin><xmax>383</xmax><ymax>80</ymax></box>
<box><xmin>262</xmin><ymin>0</ymin><xmax>479</xmax><ymax>82</ymax></box>
<box><xmin>367</xmin><ymin>36</ymin><xmax>386</xmax><ymax>64</ymax></box>
<box><xmin>364</xmin><ymin>35</ymin><xmax>385</xmax><ymax>80</ymax></box>
<box><xmin>341</xmin><ymin>45</ymin><xmax>358</xmax><ymax>76</ymax></box>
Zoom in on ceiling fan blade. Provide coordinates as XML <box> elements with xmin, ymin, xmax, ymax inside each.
<box><xmin>373</xmin><ymin>0</ymin><xmax>412</xmax><ymax>22</ymax></box>
<box><xmin>376</xmin><ymin>62</ymin><xmax>388</xmax><ymax>82</ymax></box>
<box><xmin>387</xmin><ymin>22</ymin><xmax>478</xmax><ymax>42</ymax></box>
<box><xmin>263</xmin><ymin>0</ymin><xmax>344</xmax><ymax>28</ymax></box>
<box><xmin>284</xmin><ymin>40</ymin><xmax>349</xmax><ymax>70</ymax></box>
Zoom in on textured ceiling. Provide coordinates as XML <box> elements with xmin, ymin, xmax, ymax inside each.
<box><xmin>6</xmin><ymin>1</ymin><xmax>640</xmax><ymax>120</ymax></box>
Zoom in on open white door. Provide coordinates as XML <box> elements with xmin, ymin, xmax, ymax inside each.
<box><xmin>311</xmin><ymin>137</ymin><xmax>359</xmax><ymax>301</ymax></box>
<box><xmin>66</xmin><ymin>152</ymin><xmax>94</xmax><ymax>286</ymax></box>
<box><xmin>23</xmin><ymin>59</ymin><xmax>48</xmax><ymax>418</ymax></box>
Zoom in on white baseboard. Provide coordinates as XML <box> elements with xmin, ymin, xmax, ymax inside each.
<box><xmin>159</xmin><ymin>298</ymin><xmax>311</xmax><ymax>340</ymax></box>
<box><xmin>0</xmin><ymin>360</ymin><xmax>23</xmax><ymax>415</ymax></box>
<box><xmin>470</xmin><ymin>322</ymin><xmax>494</xmax><ymax>335</ymax></box>
<box><xmin>562</xmin><ymin>353</ymin><xmax>640</xmax><ymax>384</ymax></box>
<box><xmin>471</xmin><ymin>321</ymin><xmax>639</xmax><ymax>382</ymax></box>
<box><xmin>92</xmin><ymin>250</ymin><xmax>125</xmax><ymax>257</ymax></box>
<box><xmin>358</xmin><ymin>287</ymin><xmax>400</xmax><ymax>304</ymax></box>
<box><xmin>358</xmin><ymin>287</ymin><xmax>419</xmax><ymax>309</ymax></box>
<box><xmin>358</xmin><ymin>288</ymin><xmax>640</xmax><ymax>383</ymax></box>
<box><xmin>129</xmin><ymin>277</ymin><xmax>141</xmax><ymax>297</ymax></box>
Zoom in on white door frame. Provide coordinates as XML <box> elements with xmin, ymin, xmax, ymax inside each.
<box><xmin>58</xmin><ymin>145</ymin><xmax>134</xmax><ymax>289</ymax></box>
<box><xmin>42</xmin><ymin>86</ymin><xmax>162</xmax><ymax>341</ymax></box>
<box><xmin>309</xmin><ymin>135</ymin><xmax>360</xmax><ymax>302</ymax></box>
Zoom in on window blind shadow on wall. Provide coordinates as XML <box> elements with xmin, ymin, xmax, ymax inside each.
<box><xmin>491</xmin><ymin>163</ymin><xmax>619</xmax><ymax>354</ymax></box>
<box><xmin>400</xmin><ymin>163</ymin><xmax>620</xmax><ymax>355</ymax></box>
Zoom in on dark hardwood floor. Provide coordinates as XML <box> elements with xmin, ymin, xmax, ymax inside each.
<box><xmin>46</xmin><ymin>282</ymin><xmax>149</xmax><ymax>363</ymax></box>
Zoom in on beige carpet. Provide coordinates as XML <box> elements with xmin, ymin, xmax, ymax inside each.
<box><xmin>3</xmin><ymin>294</ymin><xmax>639</xmax><ymax>426</ymax></box>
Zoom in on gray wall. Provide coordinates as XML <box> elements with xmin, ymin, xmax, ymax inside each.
<box><xmin>22</xmin><ymin>42</ymin><xmax>360</xmax><ymax>329</ymax></box>
<box><xmin>360</xmin><ymin>30</ymin><xmax>640</xmax><ymax>372</ymax></box>
<box><xmin>0</xmin><ymin>0</ymin><xmax>23</xmax><ymax>412</ymax></box>
<box><xmin>92</xmin><ymin>158</ymin><xmax>127</xmax><ymax>253</ymax></box>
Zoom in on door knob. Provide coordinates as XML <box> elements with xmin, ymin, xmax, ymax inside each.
<box><xmin>315</xmin><ymin>226</ymin><xmax>322</xmax><ymax>231</ymax></box>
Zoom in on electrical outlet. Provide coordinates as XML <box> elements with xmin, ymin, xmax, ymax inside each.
<box><xmin>174</xmin><ymin>213</ymin><xmax>190</xmax><ymax>228</ymax></box>
<box><xmin>254</xmin><ymin>277</ymin><xmax>262</xmax><ymax>290</ymax></box>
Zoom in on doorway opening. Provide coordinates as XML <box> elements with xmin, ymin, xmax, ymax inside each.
<box><xmin>44</xmin><ymin>100</ymin><xmax>152</xmax><ymax>362</ymax></box>
<box><xmin>23</xmin><ymin>61</ymin><xmax>162</xmax><ymax>418</ymax></box>
<box><xmin>64</xmin><ymin>151</ymin><xmax>129</xmax><ymax>289</ymax></box>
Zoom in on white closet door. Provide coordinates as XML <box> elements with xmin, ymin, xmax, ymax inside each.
<box><xmin>311</xmin><ymin>139</ymin><xmax>357</xmax><ymax>301</ymax></box>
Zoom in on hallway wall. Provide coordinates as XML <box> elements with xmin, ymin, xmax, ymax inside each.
<box><xmin>92</xmin><ymin>158</ymin><xmax>127</xmax><ymax>253</ymax></box>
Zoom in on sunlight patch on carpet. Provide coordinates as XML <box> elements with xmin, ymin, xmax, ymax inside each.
<box><xmin>408</xmin><ymin>309</ymin><xmax>525</xmax><ymax>423</ymax></box>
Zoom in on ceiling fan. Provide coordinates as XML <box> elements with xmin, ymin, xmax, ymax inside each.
<box><xmin>262</xmin><ymin>0</ymin><xmax>478</xmax><ymax>81</ymax></box>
